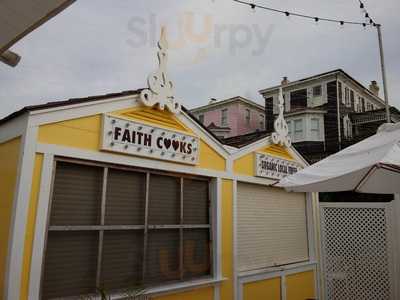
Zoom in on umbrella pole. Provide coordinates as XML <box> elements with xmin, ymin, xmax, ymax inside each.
<box><xmin>376</xmin><ymin>24</ymin><xmax>391</xmax><ymax>123</ymax></box>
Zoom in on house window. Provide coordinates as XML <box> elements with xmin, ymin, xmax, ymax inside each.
<box><xmin>259</xmin><ymin>114</ymin><xmax>264</xmax><ymax>129</ymax></box>
<box><xmin>294</xmin><ymin>119</ymin><xmax>303</xmax><ymax>141</ymax></box>
<box><xmin>310</xmin><ymin>118</ymin><xmax>321</xmax><ymax>140</ymax></box>
<box><xmin>350</xmin><ymin>90</ymin><xmax>355</xmax><ymax>109</ymax></box>
<box><xmin>198</xmin><ymin>114</ymin><xmax>204</xmax><ymax>124</ymax></box>
<box><xmin>343</xmin><ymin>116</ymin><xmax>352</xmax><ymax>139</ymax></box>
<box><xmin>338</xmin><ymin>82</ymin><xmax>343</xmax><ymax>103</ymax></box>
<box><xmin>345</xmin><ymin>87</ymin><xmax>350</xmax><ymax>107</ymax></box>
<box><xmin>313</xmin><ymin>85</ymin><xmax>322</xmax><ymax>97</ymax></box>
<box><xmin>245</xmin><ymin>109</ymin><xmax>251</xmax><ymax>125</ymax></box>
<box><xmin>221</xmin><ymin>109</ymin><xmax>228</xmax><ymax>126</ymax></box>
<box><xmin>41</xmin><ymin>161</ymin><xmax>212</xmax><ymax>299</ymax></box>
<box><xmin>290</xmin><ymin>89</ymin><xmax>307</xmax><ymax>110</ymax></box>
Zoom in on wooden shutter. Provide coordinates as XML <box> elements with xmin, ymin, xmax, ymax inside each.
<box><xmin>105</xmin><ymin>168</ymin><xmax>146</xmax><ymax>225</ymax></box>
<box><xmin>50</xmin><ymin>162</ymin><xmax>103</xmax><ymax>226</ymax></box>
<box><xmin>42</xmin><ymin>231</ymin><xmax>98</xmax><ymax>299</ymax></box>
<box><xmin>237</xmin><ymin>183</ymin><xmax>309</xmax><ymax>272</ymax></box>
<box><xmin>183</xmin><ymin>178</ymin><xmax>209</xmax><ymax>224</ymax></box>
<box><xmin>148</xmin><ymin>175</ymin><xmax>180</xmax><ymax>225</ymax></box>
<box><xmin>100</xmin><ymin>231</ymin><xmax>143</xmax><ymax>290</ymax></box>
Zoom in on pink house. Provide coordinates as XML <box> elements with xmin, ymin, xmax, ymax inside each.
<box><xmin>190</xmin><ymin>96</ymin><xmax>265</xmax><ymax>138</ymax></box>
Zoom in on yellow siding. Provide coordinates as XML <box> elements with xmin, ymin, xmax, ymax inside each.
<box><xmin>199</xmin><ymin>140</ymin><xmax>226</xmax><ymax>171</ymax></box>
<box><xmin>38</xmin><ymin>115</ymin><xmax>101</xmax><ymax>151</ymax></box>
<box><xmin>286</xmin><ymin>271</ymin><xmax>315</xmax><ymax>300</ymax></box>
<box><xmin>20</xmin><ymin>154</ymin><xmax>43</xmax><ymax>300</ymax></box>
<box><xmin>221</xmin><ymin>180</ymin><xmax>233</xmax><ymax>300</ymax></box>
<box><xmin>0</xmin><ymin>137</ymin><xmax>21</xmax><ymax>299</ymax></box>
<box><xmin>261</xmin><ymin>144</ymin><xmax>294</xmax><ymax>161</ymax></box>
<box><xmin>151</xmin><ymin>287</ymin><xmax>213</xmax><ymax>300</ymax></box>
<box><xmin>38</xmin><ymin>114</ymin><xmax>226</xmax><ymax>172</ymax></box>
<box><xmin>233</xmin><ymin>153</ymin><xmax>254</xmax><ymax>176</ymax></box>
<box><xmin>243</xmin><ymin>277</ymin><xmax>281</xmax><ymax>300</ymax></box>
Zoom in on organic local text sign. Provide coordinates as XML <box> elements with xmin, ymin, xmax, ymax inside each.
<box><xmin>255</xmin><ymin>152</ymin><xmax>302</xmax><ymax>180</ymax></box>
<box><xmin>101</xmin><ymin>114</ymin><xmax>199</xmax><ymax>165</ymax></box>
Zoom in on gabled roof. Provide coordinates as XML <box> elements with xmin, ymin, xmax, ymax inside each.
<box><xmin>190</xmin><ymin>96</ymin><xmax>264</xmax><ymax>113</ymax></box>
<box><xmin>223</xmin><ymin>130</ymin><xmax>270</xmax><ymax>148</ymax></box>
<box><xmin>259</xmin><ymin>68</ymin><xmax>386</xmax><ymax>106</ymax></box>
<box><xmin>207</xmin><ymin>122</ymin><xmax>230</xmax><ymax>130</ymax></box>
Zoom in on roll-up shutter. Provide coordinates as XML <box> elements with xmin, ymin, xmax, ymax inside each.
<box><xmin>50</xmin><ymin>161</ymin><xmax>103</xmax><ymax>226</ymax></box>
<box><xmin>237</xmin><ymin>183</ymin><xmax>309</xmax><ymax>272</ymax></box>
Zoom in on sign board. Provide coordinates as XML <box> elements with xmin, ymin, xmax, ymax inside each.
<box><xmin>255</xmin><ymin>152</ymin><xmax>302</xmax><ymax>180</ymax></box>
<box><xmin>101</xmin><ymin>114</ymin><xmax>199</xmax><ymax>165</ymax></box>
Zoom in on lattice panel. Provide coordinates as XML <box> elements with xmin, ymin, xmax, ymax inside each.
<box><xmin>321</xmin><ymin>206</ymin><xmax>393</xmax><ymax>300</ymax></box>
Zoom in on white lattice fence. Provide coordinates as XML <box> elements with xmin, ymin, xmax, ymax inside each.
<box><xmin>320</xmin><ymin>203</ymin><xmax>394</xmax><ymax>300</ymax></box>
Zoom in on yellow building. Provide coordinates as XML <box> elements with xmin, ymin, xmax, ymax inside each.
<box><xmin>0</xmin><ymin>30</ymin><xmax>320</xmax><ymax>300</ymax></box>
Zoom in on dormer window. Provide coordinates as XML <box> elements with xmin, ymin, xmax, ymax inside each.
<box><xmin>221</xmin><ymin>109</ymin><xmax>228</xmax><ymax>126</ymax></box>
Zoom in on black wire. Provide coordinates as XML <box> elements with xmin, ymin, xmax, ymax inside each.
<box><xmin>232</xmin><ymin>0</ymin><xmax>374</xmax><ymax>26</ymax></box>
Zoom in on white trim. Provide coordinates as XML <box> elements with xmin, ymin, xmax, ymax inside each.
<box><xmin>5</xmin><ymin>124</ymin><xmax>38</xmax><ymax>300</ymax></box>
<box><xmin>36</xmin><ymin>143</ymin><xmax>288</xmax><ymax>188</ymax></box>
<box><xmin>28</xmin><ymin>154</ymin><xmax>54</xmax><ymax>299</ymax></box>
<box><xmin>212</xmin><ymin>178</ymin><xmax>222</xmax><ymax>300</ymax></box>
<box><xmin>233</xmin><ymin>180</ymin><xmax>238</xmax><ymax>300</ymax></box>
<box><xmin>29</xmin><ymin>94</ymin><xmax>140</xmax><ymax>123</ymax></box>
<box><xmin>0</xmin><ymin>113</ymin><xmax>27</xmax><ymax>143</ymax></box>
<box><xmin>36</xmin><ymin>143</ymin><xmax>228</xmax><ymax>179</ymax></box>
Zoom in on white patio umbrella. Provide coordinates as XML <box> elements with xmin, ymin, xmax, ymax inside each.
<box><xmin>277</xmin><ymin>122</ymin><xmax>400</xmax><ymax>194</ymax></box>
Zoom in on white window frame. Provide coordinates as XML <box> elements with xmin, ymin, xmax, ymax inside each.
<box><xmin>29</xmin><ymin>156</ymin><xmax>222</xmax><ymax>300</ymax></box>
<box><xmin>245</xmin><ymin>109</ymin><xmax>251</xmax><ymax>125</ymax></box>
<box><xmin>221</xmin><ymin>109</ymin><xmax>228</xmax><ymax>126</ymax></box>
<box><xmin>259</xmin><ymin>114</ymin><xmax>264</xmax><ymax>129</ymax></box>
<box><xmin>310</xmin><ymin>118</ymin><xmax>321</xmax><ymax>140</ymax></box>
<box><xmin>293</xmin><ymin>119</ymin><xmax>304</xmax><ymax>142</ymax></box>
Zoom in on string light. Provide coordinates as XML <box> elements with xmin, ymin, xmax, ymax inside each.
<box><xmin>232</xmin><ymin>0</ymin><xmax>379</xmax><ymax>28</ymax></box>
<box><xmin>357</xmin><ymin>0</ymin><xmax>378</xmax><ymax>27</ymax></box>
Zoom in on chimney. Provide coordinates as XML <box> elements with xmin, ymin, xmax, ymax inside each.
<box><xmin>281</xmin><ymin>76</ymin><xmax>290</xmax><ymax>85</ymax></box>
<box><xmin>369</xmin><ymin>80</ymin><xmax>380</xmax><ymax>97</ymax></box>
<box><xmin>209</xmin><ymin>98</ymin><xmax>217</xmax><ymax>104</ymax></box>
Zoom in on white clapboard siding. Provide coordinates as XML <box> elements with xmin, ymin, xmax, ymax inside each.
<box><xmin>237</xmin><ymin>182</ymin><xmax>309</xmax><ymax>272</ymax></box>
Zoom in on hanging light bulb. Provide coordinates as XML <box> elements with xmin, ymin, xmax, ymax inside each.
<box><xmin>250</xmin><ymin>3</ymin><xmax>256</xmax><ymax>13</ymax></box>
<box><xmin>362</xmin><ymin>23</ymin><xmax>367</xmax><ymax>30</ymax></box>
<box><xmin>284</xmin><ymin>11</ymin><xmax>291</xmax><ymax>21</ymax></box>
<box><xmin>340</xmin><ymin>21</ymin><xmax>345</xmax><ymax>29</ymax></box>
<box><xmin>314</xmin><ymin>17</ymin><xmax>319</xmax><ymax>26</ymax></box>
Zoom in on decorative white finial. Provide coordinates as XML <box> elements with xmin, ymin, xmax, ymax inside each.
<box><xmin>272</xmin><ymin>87</ymin><xmax>291</xmax><ymax>147</ymax></box>
<box><xmin>140</xmin><ymin>27</ymin><xmax>181</xmax><ymax>114</ymax></box>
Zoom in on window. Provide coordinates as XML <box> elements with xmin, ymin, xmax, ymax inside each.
<box><xmin>221</xmin><ymin>109</ymin><xmax>228</xmax><ymax>126</ymax></box>
<box><xmin>310</xmin><ymin>118</ymin><xmax>321</xmax><ymax>140</ymax></box>
<box><xmin>294</xmin><ymin>119</ymin><xmax>303</xmax><ymax>141</ymax></box>
<box><xmin>290</xmin><ymin>89</ymin><xmax>307</xmax><ymax>110</ymax></box>
<box><xmin>313</xmin><ymin>85</ymin><xmax>322</xmax><ymax>97</ymax></box>
<box><xmin>345</xmin><ymin>87</ymin><xmax>350</xmax><ymax>107</ymax></box>
<box><xmin>198</xmin><ymin>114</ymin><xmax>204</xmax><ymax>124</ymax></box>
<box><xmin>42</xmin><ymin>161</ymin><xmax>212</xmax><ymax>299</ymax></box>
<box><xmin>259</xmin><ymin>114</ymin><xmax>264</xmax><ymax>129</ymax></box>
<box><xmin>350</xmin><ymin>90</ymin><xmax>355</xmax><ymax>109</ymax></box>
<box><xmin>338</xmin><ymin>81</ymin><xmax>343</xmax><ymax>103</ymax></box>
<box><xmin>287</xmin><ymin>120</ymin><xmax>292</xmax><ymax>138</ymax></box>
<box><xmin>343</xmin><ymin>115</ymin><xmax>352</xmax><ymax>138</ymax></box>
<box><xmin>245</xmin><ymin>109</ymin><xmax>251</xmax><ymax>125</ymax></box>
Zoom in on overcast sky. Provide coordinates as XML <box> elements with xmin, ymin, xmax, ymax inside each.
<box><xmin>1</xmin><ymin>0</ymin><xmax>399</xmax><ymax>119</ymax></box>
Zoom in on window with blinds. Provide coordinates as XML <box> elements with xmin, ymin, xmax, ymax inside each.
<box><xmin>41</xmin><ymin>161</ymin><xmax>211</xmax><ymax>299</ymax></box>
<box><xmin>237</xmin><ymin>182</ymin><xmax>309</xmax><ymax>272</ymax></box>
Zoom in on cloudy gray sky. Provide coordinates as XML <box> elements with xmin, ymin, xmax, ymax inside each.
<box><xmin>1</xmin><ymin>0</ymin><xmax>399</xmax><ymax>119</ymax></box>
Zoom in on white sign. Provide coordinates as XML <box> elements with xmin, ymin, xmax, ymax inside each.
<box><xmin>101</xmin><ymin>114</ymin><xmax>199</xmax><ymax>165</ymax></box>
<box><xmin>255</xmin><ymin>152</ymin><xmax>302</xmax><ymax>180</ymax></box>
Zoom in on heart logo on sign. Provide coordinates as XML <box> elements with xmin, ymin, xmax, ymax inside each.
<box><xmin>164</xmin><ymin>138</ymin><xmax>171</xmax><ymax>149</ymax></box>
<box><xmin>172</xmin><ymin>140</ymin><xmax>180</xmax><ymax>151</ymax></box>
